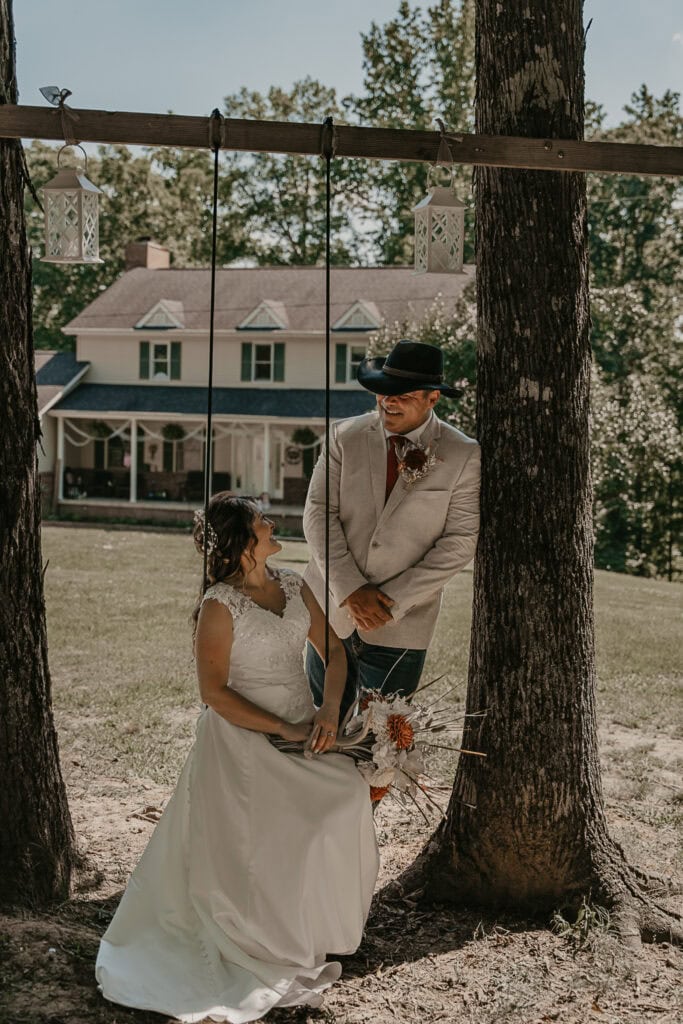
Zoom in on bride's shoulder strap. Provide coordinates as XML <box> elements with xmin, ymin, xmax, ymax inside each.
<box><xmin>202</xmin><ymin>582</ymin><xmax>251</xmax><ymax>620</ymax></box>
<box><xmin>277</xmin><ymin>568</ymin><xmax>304</xmax><ymax>601</ymax></box>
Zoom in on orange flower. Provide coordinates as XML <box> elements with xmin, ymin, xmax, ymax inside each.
<box><xmin>387</xmin><ymin>713</ymin><xmax>414</xmax><ymax>750</ymax></box>
<box><xmin>360</xmin><ymin>692</ymin><xmax>385</xmax><ymax>711</ymax></box>
<box><xmin>370</xmin><ymin>785</ymin><xmax>390</xmax><ymax>803</ymax></box>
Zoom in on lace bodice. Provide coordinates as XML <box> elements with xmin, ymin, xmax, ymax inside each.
<box><xmin>202</xmin><ymin>570</ymin><xmax>314</xmax><ymax>723</ymax></box>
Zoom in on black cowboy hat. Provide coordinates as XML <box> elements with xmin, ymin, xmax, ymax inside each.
<box><xmin>357</xmin><ymin>340</ymin><xmax>463</xmax><ymax>399</ymax></box>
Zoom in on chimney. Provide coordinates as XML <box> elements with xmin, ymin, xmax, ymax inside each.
<box><xmin>125</xmin><ymin>238</ymin><xmax>171</xmax><ymax>271</ymax></box>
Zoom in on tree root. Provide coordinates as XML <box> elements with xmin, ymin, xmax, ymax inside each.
<box><xmin>379</xmin><ymin>837</ymin><xmax>683</xmax><ymax>951</ymax></box>
<box><xmin>630</xmin><ymin>863</ymin><xmax>683</xmax><ymax>898</ymax></box>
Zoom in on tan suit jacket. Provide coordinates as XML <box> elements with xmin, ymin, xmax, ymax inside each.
<box><xmin>303</xmin><ymin>410</ymin><xmax>480</xmax><ymax>649</ymax></box>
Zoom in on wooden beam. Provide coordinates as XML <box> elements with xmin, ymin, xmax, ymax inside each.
<box><xmin>0</xmin><ymin>104</ymin><xmax>681</xmax><ymax>177</ymax></box>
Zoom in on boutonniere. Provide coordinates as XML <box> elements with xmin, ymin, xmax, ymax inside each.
<box><xmin>395</xmin><ymin>438</ymin><xmax>441</xmax><ymax>488</ymax></box>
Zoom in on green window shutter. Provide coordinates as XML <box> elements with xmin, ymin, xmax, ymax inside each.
<box><xmin>139</xmin><ymin>341</ymin><xmax>150</xmax><ymax>379</ymax></box>
<box><xmin>241</xmin><ymin>342</ymin><xmax>253</xmax><ymax>381</ymax></box>
<box><xmin>273</xmin><ymin>342</ymin><xmax>285</xmax><ymax>382</ymax></box>
<box><xmin>163</xmin><ymin>440</ymin><xmax>173</xmax><ymax>472</ymax></box>
<box><xmin>335</xmin><ymin>343</ymin><xmax>347</xmax><ymax>383</ymax></box>
<box><xmin>170</xmin><ymin>341</ymin><xmax>181</xmax><ymax>380</ymax></box>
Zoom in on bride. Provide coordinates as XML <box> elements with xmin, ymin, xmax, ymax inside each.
<box><xmin>96</xmin><ymin>493</ymin><xmax>379</xmax><ymax>1022</ymax></box>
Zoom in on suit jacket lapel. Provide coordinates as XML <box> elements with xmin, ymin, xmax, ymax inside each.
<box><xmin>366</xmin><ymin>418</ymin><xmax>387</xmax><ymax>522</ymax></box>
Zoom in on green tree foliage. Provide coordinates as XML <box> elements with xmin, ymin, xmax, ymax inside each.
<box><xmin>586</xmin><ymin>88</ymin><xmax>682</xmax><ymax>577</ymax></box>
<box><xmin>222</xmin><ymin>78</ymin><xmax>363</xmax><ymax>265</ymax></box>
<box><xmin>587</xmin><ymin>88</ymin><xmax>682</xmax><ymax>396</ymax></box>
<box><xmin>346</xmin><ymin>0</ymin><xmax>475</xmax><ymax>264</ymax></box>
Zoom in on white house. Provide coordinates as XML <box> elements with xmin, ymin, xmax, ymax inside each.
<box><xmin>37</xmin><ymin>241</ymin><xmax>473</xmax><ymax>525</ymax></box>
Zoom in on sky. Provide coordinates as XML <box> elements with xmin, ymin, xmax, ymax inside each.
<box><xmin>13</xmin><ymin>0</ymin><xmax>683</xmax><ymax>129</ymax></box>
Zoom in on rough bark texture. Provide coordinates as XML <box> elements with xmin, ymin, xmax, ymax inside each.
<box><xmin>0</xmin><ymin>0</ymin><xmax>75</xmax><ymax>907</ymax></box>
<box><xmin>393</xmin><ymin>1</ymin><xmax>681</xmax><ymax>945</ymax></box>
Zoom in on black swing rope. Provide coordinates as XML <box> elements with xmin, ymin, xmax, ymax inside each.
<box><xmin>202</xmin><ymin>110</ymin><xmax>222</xmax><ymax>592</ymax></box>
<box><xmin>322</xmin><ymin>116</ymin><xmax>334</xmax><ymax>671</ymax></box>
<box><xmin>201</xmin><ymin>110</ymin><xmax>335</xmax><ymax>678</ymax></box>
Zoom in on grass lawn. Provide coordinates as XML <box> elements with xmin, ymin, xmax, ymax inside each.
<box><xmin>1</xmin><ymin>524</ymin><xmax>681</xmax><ymax>1024</ymax></box>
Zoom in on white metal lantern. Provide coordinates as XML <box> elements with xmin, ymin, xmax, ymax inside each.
<box><xmin>41</xmin><ymin>148</ymin><xmax>103</xmax><ymax>265</ymax></box>
<box><xmin>413</xmin><ymin>182</ymin><xmax>466</xmax><ymax>275</ymax></box>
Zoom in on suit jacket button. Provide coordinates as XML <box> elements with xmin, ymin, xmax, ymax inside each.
<box><xmin>371</xmin><ymin>541</ymin><xmax>380</xmax><ymax>548</ymax></box>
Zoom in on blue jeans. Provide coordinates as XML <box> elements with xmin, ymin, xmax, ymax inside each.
<box><xmin>305</xmin><ymin>632</ymin><xmax>427</xmax><ymax>720</ymax></box>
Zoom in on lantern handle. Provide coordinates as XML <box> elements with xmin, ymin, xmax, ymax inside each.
<box><xmin>427</xmin><ymin>118</ymin><xmax>457</xmax><ymax>192</ymax></box>
<box><xmin>56</xmin><ymin>143</ymin><xmax>90</xmax><ymax>173</ymax></box>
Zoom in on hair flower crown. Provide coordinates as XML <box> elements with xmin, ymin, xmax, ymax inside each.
<box><xmin>193</xmin><ymin>508</ymin><xmax>219</xmax><ymax>556</ymax></box>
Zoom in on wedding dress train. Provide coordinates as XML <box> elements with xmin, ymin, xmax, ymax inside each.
<box><xmin>96</xmin><ymin>571</ymin><xmax>379</xmax><ymax>1022</ymax></box>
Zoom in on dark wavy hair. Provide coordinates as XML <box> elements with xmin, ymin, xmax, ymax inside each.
<box><xmin>191</xmin><ymin>493</ymin><xmax>259</xmax><ymax>637</ymax></box>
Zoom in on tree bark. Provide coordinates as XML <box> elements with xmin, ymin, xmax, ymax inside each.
<box><xmin>393</xmin><ymin>0</ymin><xmax>681</xmax><ymax>945</ymax></box>
<box><xmin>0</xmin><ymin>0</ymin><xmax>75</xmax><ymax>907</ymax></box>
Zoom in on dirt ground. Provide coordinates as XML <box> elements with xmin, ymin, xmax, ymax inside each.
<box><xmin>1</xmin><ymin>721</ymin><xmax>681</xmax><ymax>1024</ymax></box>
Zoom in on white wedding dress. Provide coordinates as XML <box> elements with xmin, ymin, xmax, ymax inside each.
<box><xmin>96</xmin><ymin>570</ymin><xmax>379</xmax><ymax>1022</ymax></box>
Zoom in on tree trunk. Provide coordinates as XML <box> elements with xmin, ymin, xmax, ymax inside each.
<box><xmin>394</xmin><ymin>0</ymin><xmax>681</xmax><ymax>945</ymax></box>
<box><xmin>0</xmin><ymin>0</ymin><xmax>75</xmax><ymax>907</ymax></box>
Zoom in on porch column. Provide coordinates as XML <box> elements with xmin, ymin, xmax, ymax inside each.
<box><xmin>262</xmin><ymin>421</ymin><xmax>271</xmax><ymax>496</ymax></box>
<box><xmin>129</xmin><ymin>418</ymin><xmax>138</xmax><ymax>503</ymax></box>
<box><xmin>57</xmin><ymin>416</ymin><xmax>65</xmax><ymax>501</ymax></box>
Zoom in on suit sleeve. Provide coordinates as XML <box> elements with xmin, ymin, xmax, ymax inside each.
<box><xmin>303</xmin><ymin>426</ymin><xmax>368</xmax><ymax>608</ymax></box>
<box><xmin>379</xmin><ymin>443</ymin><xmax>481</xmax><ymax>621</ymax></box>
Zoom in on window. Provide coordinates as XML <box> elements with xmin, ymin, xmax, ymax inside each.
<box><xmin>241</xmin><ymin>341</ymin><xmax>285</xmax><ymax>382</ymax></box>
<box><xmin>152</xmin><ymin>343</ymin><xmax>169</xmax><ymax>379</ymax></box>
<box><xmin>335</xmin><ymin>343</ymin><xmax>366</xmax><ymax>383</ymax></box>
<box><xmin>139</xmin><ymin>340</ymin><xmax>181</xmax><ymax>381</ymax></box>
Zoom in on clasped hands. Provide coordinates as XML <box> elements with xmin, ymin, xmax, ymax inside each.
<box><xmin>279</xmin><ymin>703</ymin><xmax>340</xmax><ymax>755</ymax></box>
<box><xmin>342</xmin><ymin>583</ymin><xmax>394</xmax><ymax>632</ymax></box>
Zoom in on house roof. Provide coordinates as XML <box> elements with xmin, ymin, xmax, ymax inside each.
<box><xmin>51</xmin><ymin>384</ymin><xmax>376</xmax><ymax>420</ymax></box>
<box><xmin>35</xmin><ymin>350</ymin><xmax>89</xmax><ymax>386</ymax></box>
<box><xmin>64</xmin><ymin>265</ymin><xmax>475</xmax><ymax>334</ymax></box>
<box><xmin>35</xmin><ymin>350</ymin><xmax>91</xmax><ymax>413</ymax></box>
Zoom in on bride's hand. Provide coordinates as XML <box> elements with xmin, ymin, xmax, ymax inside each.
<box><xmin>278</xmin><ymin>720</ymin><xmax>313</xmax><ymax>743</ymax></box>
<box><xmin>307</xmin><ymin>703</ymin><xmax>340</xmax><ymax>754</ymax></box>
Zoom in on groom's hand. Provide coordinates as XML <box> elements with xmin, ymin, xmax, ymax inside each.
<box><xmin>342</xmin><ymin>584</ymin><xmax>394</xmax><ymax>632</ymax></box>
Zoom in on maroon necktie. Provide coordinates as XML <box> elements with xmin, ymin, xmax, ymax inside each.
<box><xmin>385</xmin><ymin>435</ymin><xmax>401</xmax><ymax>502</ymax></box>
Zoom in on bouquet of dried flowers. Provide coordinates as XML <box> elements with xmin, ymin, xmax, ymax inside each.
<box><xmin>269</xmin><ymin>677</ymin><xmax>486</xmax><ymax>818</ymax></box>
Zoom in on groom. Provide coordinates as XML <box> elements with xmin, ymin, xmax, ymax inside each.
<box><xmin>303</xmin><ymin>339</ymin><xmax>481</xmax><ymax>715</ymax></box>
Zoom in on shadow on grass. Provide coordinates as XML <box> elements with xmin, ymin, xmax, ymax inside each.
<box><xmin>1</xmin><ymin>886</ymin><xmax>545</xmax><ymax>1024</ymax></box>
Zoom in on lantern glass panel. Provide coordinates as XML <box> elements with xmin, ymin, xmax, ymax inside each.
<box><xmin>82</xmin><ymin>191</ymin><xmax>100</xmax><ymax>261</ymax></box>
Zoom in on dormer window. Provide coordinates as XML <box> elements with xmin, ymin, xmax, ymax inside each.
<box><xmin>139</xmin><ymin>340</ymin><xmax>181</xmax><ymax>381</ymax></box>
<box><xmin>332</xmin><ymin>301</ymin><xmax>381</xmax><ymax>333</ymax></box>
<box><xmin>135</xmin><ymin>300</ymin><xmax>185</xmax><ymax>330</ymax></box>
<box><xmin>238</xmin><ymin>301</ymin><xmax>288</xmax><ymax>331</ymax></box>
